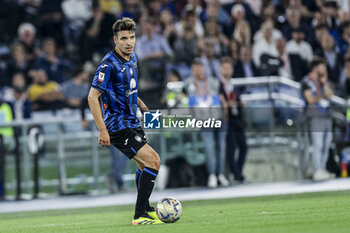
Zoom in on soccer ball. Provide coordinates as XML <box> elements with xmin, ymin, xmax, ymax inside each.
<box><xmin>156</xmin><ymin>197</ymin><xmax>182</xmax><ymax>223</ymax></box>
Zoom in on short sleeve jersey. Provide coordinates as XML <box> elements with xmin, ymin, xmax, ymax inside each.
<box><xmin>91</xmin><ymin>50</ymin><xmax>139</xmax><ymax>132</ymax></box>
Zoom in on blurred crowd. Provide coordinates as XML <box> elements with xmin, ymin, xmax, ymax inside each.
<box><xmin>1</xmin><ymin>0</ymin><xmax>350</xmax><ymax>186</ymax></box>
<box><xmin>1</xmin><ymin>0</ymin><xmax>350</xmax><ymax>114</ymax></box>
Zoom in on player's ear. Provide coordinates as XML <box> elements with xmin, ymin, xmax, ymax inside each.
<box><xmin>113</xmin><ymin>35</ymin><xmax>118</xmax><ymax>45</ymax></box>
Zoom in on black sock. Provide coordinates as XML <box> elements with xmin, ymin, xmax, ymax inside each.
<box><xmin>135</xmin><ymin>168</ymin><xmax>153</xmax><ymax>211</ymax></box>
<box><xmin>134</xmin><ymin>167</ymin><xmax>158</xmax><ymax>219</ymax></box>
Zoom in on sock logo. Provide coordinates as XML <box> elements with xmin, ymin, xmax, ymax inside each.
<box><xmin>124</xmin><ymin>138</ymin><xmax>129</xmax><ymax>145</ymax></box>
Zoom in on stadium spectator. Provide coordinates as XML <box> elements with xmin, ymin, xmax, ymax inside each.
<box><xmin>222</xmin><ymin>3</ymin><xmax>245</xmax><ymax>38</ymax></box>
<box><xmin>288</xmin><ymin>0</ymin><xmax>312</xmax><ymax>18</ymax></box>
<box><xmin>6</xmin><ymin>43</ymin><xmax>34</xmax><ymax>86</ymax></box>
<box><xmin>135</xmin><ymin>17</ymin><xmax>173</xmax><ymax>83</ymax></box>
<box><xmin>200</xmin><ymin>40</ymin><xmax>221</xmax><ymax>79</ymax></box>
<box><xmin>234</xmin><ymin>46</ymin><xmax>260</xmax><ymax>79</ymax></box>
<box><xmin>322</xmin><ymin>0</ymin><xmax>340</xmax><ymax>31</ymax></box>
<box><xmin>174</xmin><ymin>26</ymin><xmax>198</xmax><ymax>66</ymax></box>
<box><xmin>276</xmin><ymin>38</ymin><xmax>308</xmax><ymax>82</ymax></box>
<box><xmin>311</xmin><ymin>24</ymin><xmax>329</xmax><ymax>52</ymax></box>
<box><xmin>286</xmin><ymin>28</ymin><xmax>313</xmax><ymax>63</ymax></box>
<box><xmin>159</xmin><ymin>9</ymin><xmax>178</xmax><ymax>48</ymax></box>
<box><xmin>229</xmin><ymin>38</ymin><xmax>240</xmax><ymax>62</ymax></box>
<box><xmin>252</xmin><ymin>21</ymin><xmax>279</xmax><ymax>67</ymax></box>
<box><xmin>338</xmin><ymin>22</ymin><xmax>350</xmax><ymax>55</ymax></box>
<box><xmin>28</xmin><ymin>69</ymin><xmax>64</xmax><ymax>111</ymax></box>
<box><xmin>175</xmin><ymin>9</ymin><xmax>204</xmax><ymax>38</ymax></box>
<box><xmin>38</xmin><ymin>0</ymin><xmax>66</xmax><ymax>51</ymax></box>
<box><xmin>61</xmin><ymin>0</ymin><xmax>93</xmax><ymax>49</ymax></box>
<box><xmin>162</xmin><ymin>69</ymin><xmax>188</xmax><ymax>108</ymax></box>
<box><xmin>233</xmin><ymin>20</ymin><xmax>251</xmax><ymax>47</ymax></box>
<box><xmin>99</xmin><ymin>0</ymin><xmax>123</xmax><ymax>16</ymax></box>
<box><xmin>344</xmin><ymin>57</ymin><xmax>350</xmax><ymax>95</ymax></box>
<box><xmin>145</xmin><ymin>0</ymin><xmax>162</xmax><ymax>18</ymax></box>
<box><xmin>201</xmin><ymin>0</ymin><xmax>230</xmax><ymax>28</ymax></box>
<box><xmin>253</xmin><ymin>19</ymin><xmax>282</xmax><ymax>44</ymax></box>
<box><xmin>315</xmin><ymin>33</ymin><xmax>343</xmax><ymax>87</ymax></box>
<box><xmin>0</xmin><ymin>100</ymin><xmax>14</xmax><ymax>139</ymax></box>
<box><xmin>1</xmin><ymin>73</ymin><xmax>31</xmax><ymax>120</ymax></box>
<box><xmin>61</xmin><ymin>67</ymin><xmax>90</xmax><ymax>109</ymax></box>
<box><xmin>227</xmin><ymin>0</ymin><xmax>259</xmax><ymax>33</ymax></box>
<box><xmin>282</xmin><ymin>7</ymin><xmax>313</xmax><ymax>43</ymax></box>
<box><xmin>15</xmin><ymin>22</ymin><xmax>40</xmax><ymax>61</ymax></box>
<box><xmin>245</xmin><ymin>0</ymin><xmax>261</xmax><ymax>17</ymax></box>
<box><xmin>219</xmin><ymin>56</ymin><xmax>248</xmax><ymax>184</ymax></box>
<box><xmin>35</xmin><ymin>38</ymin><xmax>73</xmax><ymax>84</ymax></box>
<box><xmin>184</xmin><ymin>58</ymin><xmax>229</xmax><ymax>188</ymax></box>
<box><xmin>173</xmin><ymin>26</ymin><xmax>198</xmax><ymax>78</ymax></box>
<box><xmin>119</xmin><ymin>0</ymin><xmax>143</xmax><ymax>23</ymax></box>
<box><xmin>301</xmin><ymin>58</ymin><xmax>335</xmax><ymax>181</ymax></box>
<box><xmin>312</xmin><ymin>9</ymin><xmax>328</xmax><ymax>28</ymax></box>
<box><xmin>79</xmin><ymin>1</ymin><xmax>116</xmax><ymax>62</ymax></box>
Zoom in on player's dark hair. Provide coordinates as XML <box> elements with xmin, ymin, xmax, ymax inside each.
<box><xmin>112</xmin><ymin>17</ymin><xmax>136</xmax><ymax>36</ymax></box>
<box><xmin>309</xmin><ymin>57</ymin><xmax>326</xmax><ymax>71</ymax></box>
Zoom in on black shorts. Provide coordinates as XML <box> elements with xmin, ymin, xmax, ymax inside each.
<box><xmin>110</xmin><ymin>127</ymin><xmax>148</xmax><ymax>159</ymax></box>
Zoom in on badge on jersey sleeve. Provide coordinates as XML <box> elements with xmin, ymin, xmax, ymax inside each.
<box><xmin>98</xmin><ymin>72</ymin><xmax>105</xmax><ymax>82</ymax></box>
<box><xmin>98</xmin><ymin>64</ymin><xmax>108</xmax><ymax>82</ymax></box>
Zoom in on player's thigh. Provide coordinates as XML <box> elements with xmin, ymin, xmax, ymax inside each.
<box><xmin>133</xmin><ymin>144</ymin><xmax>161</xmax><ymax>169</ymax></box>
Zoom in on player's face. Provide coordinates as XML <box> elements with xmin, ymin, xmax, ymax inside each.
<box><xmin>114</xmin><ymin>30</ymin><xmax>136</xmax><ymax>56</ymax></box>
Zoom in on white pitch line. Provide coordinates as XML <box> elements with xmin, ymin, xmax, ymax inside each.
<box><xmin>1</xmin><ymin>178</ymin><xmax>350</xmax><ymax>213</ymax></box>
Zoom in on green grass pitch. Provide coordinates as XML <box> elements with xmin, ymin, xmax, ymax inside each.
<box><xmin>1</xmin><ymin>190</ymin><xmax>350</xmax><ymax>233</ymax></box>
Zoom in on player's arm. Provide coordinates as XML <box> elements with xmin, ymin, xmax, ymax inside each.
<box><xmin>88</xmin><ymin>88</ymin><xmax>110</xmax><ymax>147</ymax></box>
<box><xmin>137</xmin><ymin>97</ymin><xmax>149</xmax><ymax>113</ymax></box>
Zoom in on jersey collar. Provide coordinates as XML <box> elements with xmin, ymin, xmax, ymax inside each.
<box><xmin>113</xmin><ymin>48</ymin><xmax>130</xmax><ymax>63</ymax></box>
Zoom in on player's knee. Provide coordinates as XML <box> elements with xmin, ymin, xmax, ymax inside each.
<box><xmin>154</xmin><ymin>157</ymin><xmax>161</xmax><ymax>170</ymax></box>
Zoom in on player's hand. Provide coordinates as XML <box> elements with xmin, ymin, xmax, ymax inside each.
<box><xmin>98</xmin><ymin>129</ymin><xmax>110</xmax><ymax>147</ymax></box>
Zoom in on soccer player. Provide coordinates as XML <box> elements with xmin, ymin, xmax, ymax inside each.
<box><xmin>87</xmin><ymin>17</ymin><xmax>162</xmax><ymax>225</ymax></box>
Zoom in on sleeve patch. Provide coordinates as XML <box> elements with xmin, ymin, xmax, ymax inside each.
<box><xmin>98</xmin><ymin>72</ymin><xmax>105</xmax><ymax>82</ymax></box>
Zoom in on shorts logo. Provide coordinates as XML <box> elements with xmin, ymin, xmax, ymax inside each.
<box><xmin>135</xmin><ymin>135</ymin><xmax>142</xmax><ymax>142</ymax></box>
<box><xmin>144</xmin><ymin>110</ymin><xmax>161</xmax><ymax>129</ymax></box>
<box><xmin>124</xmin><ymin>138</ymin><xmax>129</xmax><ymax>145</ymax></box>
<box><xmin>98</xmin><ymin>72</ymin><xmax>105</xmax><ymax>82</ymax></box>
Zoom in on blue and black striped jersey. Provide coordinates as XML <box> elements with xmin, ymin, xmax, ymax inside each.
<box><xmin>91</xmin><ymin>50</ymin><xmax>139</xmax><ymax>133</ymax></box>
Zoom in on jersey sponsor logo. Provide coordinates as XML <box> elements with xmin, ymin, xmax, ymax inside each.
<box><xmin>98</xmin><ymin>72</ymin><xmax>105</xmax><ymax>82</ymax></box>
<box><xmin>130</xmin><ymin>78</ymin><xmax>136</xmax><ymax>90</ymax></box>
<box><xmin>135</xmin><ymin>135</ymin><xmax>142</xmax><ymax>142</ymax></box>
<box><xmin>126</xmin><ymin>78</ymin><xmax>137</xmax><ymax>96</ymax></box>
<box><xmin>125</xmin><ymin>89</ymin><xmax>138</xmax><ymax>97</ymax></box>
<box><xmin>143</xmin><ymin>110</ymin><xmax>161</xmax><ymax>129</ymax></box>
